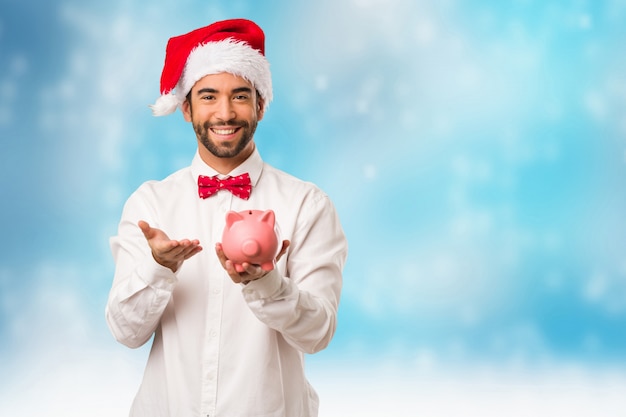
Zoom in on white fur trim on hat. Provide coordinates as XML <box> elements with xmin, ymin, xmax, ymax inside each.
<box><xmin>149</xmin><ymin>92</ymin><xmax>179</xmax><ymax>116</ymax></box>
<box><xmin>175</xmin><ymin>39</ymin><xmax>272</xmax><ymax>112</ymax></box>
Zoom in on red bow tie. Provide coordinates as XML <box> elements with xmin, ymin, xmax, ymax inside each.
<box><xmin>198</xmin><ymin>173</ymin><xmax>252</xmax><ymax>200</ymax></box>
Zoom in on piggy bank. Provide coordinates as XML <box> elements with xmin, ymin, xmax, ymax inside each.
<box><xmin>221</xmin><ymin>209</ymin><xmax>281</xmax><ymax>273</ymax></box>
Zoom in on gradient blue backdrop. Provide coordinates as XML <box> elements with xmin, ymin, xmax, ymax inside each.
<box><xmin>1</xmin><ymin>0</ymin><xmax>625</xmax><ymax>415</ymax></box>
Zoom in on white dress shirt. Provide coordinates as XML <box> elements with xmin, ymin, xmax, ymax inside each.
<box><xmin>106</xmin><ymin>147</ymin><xmax>348</xmax><ymax>417</ymax></box>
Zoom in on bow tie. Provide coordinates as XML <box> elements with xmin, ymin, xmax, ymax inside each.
<box><xmin>198</xmin><ymin>173</ymin><xmax>252</xmax><ymax>200</ymax></box>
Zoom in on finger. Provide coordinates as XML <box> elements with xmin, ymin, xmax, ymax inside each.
<box><xmin>165</xmin><ymin>241</ymin><xmax>201</xmax><ymax>259</ymax></box>
<box><xmin>180</xmin><ymin>245</ymin><xmax>203</xmax><ymax>260</ymax></box>
<box><xmin>153</xmin><ymin>240</ymin><xmax>181</xmax><ymax>257</ymax></box>
<box><xmin>214</xmin><ymin>243</ymin><xmax>228</xmax><ymax>266</ymax></box>
<box><xmin>224</xmin><ymin>260</ymin><xmax>243</xmax><ymax>283</ymax></box>
<box><xmin>182</xmin><ymin>246</ymin><xmax>203</xmax><ymax>260</ymax></box>
<box><xmin>239</xmin><ymin>263</ymin><xmax>267</xmax><ymax>282</ymax></box>
<box><xmin>162</xmin><ymin>239</ymin><xmax>200</xmax><ymax>254</ymax></box>
<box><xmin>138</xmin><ymin>220</ymin><xmax>152</xmax><ymax>238</ymax></box>
<box><xmin>242</xmin><ymin>262</ymin><xmax>260</xmax><ymax>274</ymax></box>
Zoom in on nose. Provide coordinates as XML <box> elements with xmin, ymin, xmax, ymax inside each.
<box><xmin>215</xmin><ymin>98</ymin><xmax>236</xmax><ymax>122</ymax></box>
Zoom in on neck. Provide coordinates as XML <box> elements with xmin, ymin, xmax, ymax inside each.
<box><xmin>198</xmin><ymin>141</ymin><xmax>256</xmax><ymax>174</ymax></box>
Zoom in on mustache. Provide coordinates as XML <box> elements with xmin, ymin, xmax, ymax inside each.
<box><xmin>204</xmin><ymin>120</ymin><xmax>249</xmax><ymax>129</ymax></box>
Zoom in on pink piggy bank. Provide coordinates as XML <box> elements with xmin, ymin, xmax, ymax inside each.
<box><xmin>221</xmin><ymin>209</ymin><xmax>281</xmax><ymax>273</ymax></box>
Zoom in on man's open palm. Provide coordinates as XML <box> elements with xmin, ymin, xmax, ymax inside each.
<box><xmin>138</xmin><ymin>220</ymin><xmax>203</xmax><ymax>273</ymax></box>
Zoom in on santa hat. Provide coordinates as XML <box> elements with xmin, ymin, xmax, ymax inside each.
<box><xmin>150</xmin><ymin>18</ymin><xmax>272</xmax><ymax>116</ymax></box>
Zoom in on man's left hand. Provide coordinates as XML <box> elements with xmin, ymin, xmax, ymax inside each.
<box><xmin>215</xmin><ymin>240</ymin><xmax>290</xmax><ymax>284</ymax></box>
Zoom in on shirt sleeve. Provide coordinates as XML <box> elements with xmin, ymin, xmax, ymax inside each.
<box><xmin>105</xmin><ymin>187</ymin><xmax>177</xmax><ymax>349</ymax></box>
<box><xmin>241</xmin><ymin>193</ymin><xmax>348</xmax><ymax>354</ymax></box>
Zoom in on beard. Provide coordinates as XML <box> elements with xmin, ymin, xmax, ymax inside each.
<box><xmin>194</xmin><ymin>118</ymin><xmax>258</xmax><ymax>159</ymax></box>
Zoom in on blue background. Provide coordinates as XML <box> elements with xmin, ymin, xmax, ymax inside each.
<box><xmin>1</xmin><ymin>0</ymin><xmax>625</xmax><ymax>415</ymax></box>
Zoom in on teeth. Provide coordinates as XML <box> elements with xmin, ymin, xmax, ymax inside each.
<box><xmin>213</xmin><ymin>128</ymin><xmax>237</xmax><ymax>135</ymax></box>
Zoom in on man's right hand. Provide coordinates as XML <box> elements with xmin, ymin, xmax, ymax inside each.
<box><xmin>138</xmin><ymin>220</ymin><xmax>203</xmax><ymax>273</ymax></box>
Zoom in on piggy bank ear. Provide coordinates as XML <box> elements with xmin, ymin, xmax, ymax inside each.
<box><xmin>259</xmin><ymin>210</ymin><xmax>275</xmax><ymax>227</ymax></box>
<box><xmin>225</xmin><ymin>211</ymin><xmax>244</xmax><ymax>228</ymax></box>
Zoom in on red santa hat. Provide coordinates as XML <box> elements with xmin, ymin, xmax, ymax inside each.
<box><xmin>150</xmin><ymin>18</ymin><xmax>272</xmax><ymax>116</ymax></box>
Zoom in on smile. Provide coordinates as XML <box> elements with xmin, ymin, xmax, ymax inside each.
<box><xmin>211</xmin><ymin>128</ymin><xmax>239</xmax><ymax>135</ymax></box>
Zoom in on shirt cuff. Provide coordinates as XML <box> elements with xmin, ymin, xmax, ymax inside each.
<box><xmin>137</xmin><ymin>257</ymin><xmax>178</xmax><ymax>290</ymax></box>
<box><xmin>242</xmin><ymin>269</ymin><xmax>282</xmax><ymax>300</ymax></box>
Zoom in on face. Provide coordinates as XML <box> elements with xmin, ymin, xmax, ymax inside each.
<box><xmin>182</xmin><ymin>72</ymin><xmax>265</xmax><ymax>171</ymax></box>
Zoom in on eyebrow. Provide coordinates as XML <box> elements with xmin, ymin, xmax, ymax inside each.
<box><xmin>196</xmin><ymin>86</ymin><xmax>253</xmax><ymax>95</ymax></box>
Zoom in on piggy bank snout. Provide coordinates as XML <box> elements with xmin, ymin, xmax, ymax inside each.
<box><xmin>241</xmin><ymin>239</ymin><xmax>261</xmax><ymax>257</ymax></box>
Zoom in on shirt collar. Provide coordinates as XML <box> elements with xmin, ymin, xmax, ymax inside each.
<box><xmin>191</xmin><ymin>147</ymin><xmax>263</xmax><ymax>187</ymax></box>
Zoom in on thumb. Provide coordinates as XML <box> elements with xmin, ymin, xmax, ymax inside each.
<box><xmin>138</xmin><ymin>220</ymin><xmax>154</xmax><ymax>239</ymax></box>
<box><xmin>276</xmin><ymin>240</ymin><xmax>290</xmax><ymax>262</ymax></box>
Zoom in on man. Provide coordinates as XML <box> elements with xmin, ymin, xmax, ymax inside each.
<box><xmin>105</xmin><ymin>18</ymin><xmax>348</xmax><ymax>417</ymax></box>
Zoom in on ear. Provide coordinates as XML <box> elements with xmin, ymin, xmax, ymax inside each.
<box><xmin>256</xmin><ymin>95</ymin><xmax>265</xmax><ymax>122</ymax></box>
<box><xmin>182</xmin><ymin>98</ymin><xmax>192</xmax><ymax>122</ymax></box>
<box><xmin>225</xmin><ymin>211</ymin><xmax>244</xmax><ymax>228</ymax></box>
<box><xmin>259</xmin><ymin>210</ymin><xmax>275</xmax><ymax>227</ymax></box>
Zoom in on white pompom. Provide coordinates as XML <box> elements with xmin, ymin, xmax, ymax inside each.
<box><xmin>149</xmin><ymin>93</ymin><xmax>179</xmax><ymax>116</ymax></box>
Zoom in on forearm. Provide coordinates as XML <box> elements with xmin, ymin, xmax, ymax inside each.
<box><xmin>106</xmin><ymin>241</ymin><xmax>177</xmax><ymax>348</ymax></box>
<box><xmin>242</xmin><ymin>263</ymin><xmax>342</xmax><ymax>354</ymax></box>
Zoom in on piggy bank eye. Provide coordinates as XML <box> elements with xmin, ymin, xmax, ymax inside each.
<box><xmin>248</xmin><ymin>210</ymin><xmax>253</xmax><ymax>215</ymax></box>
